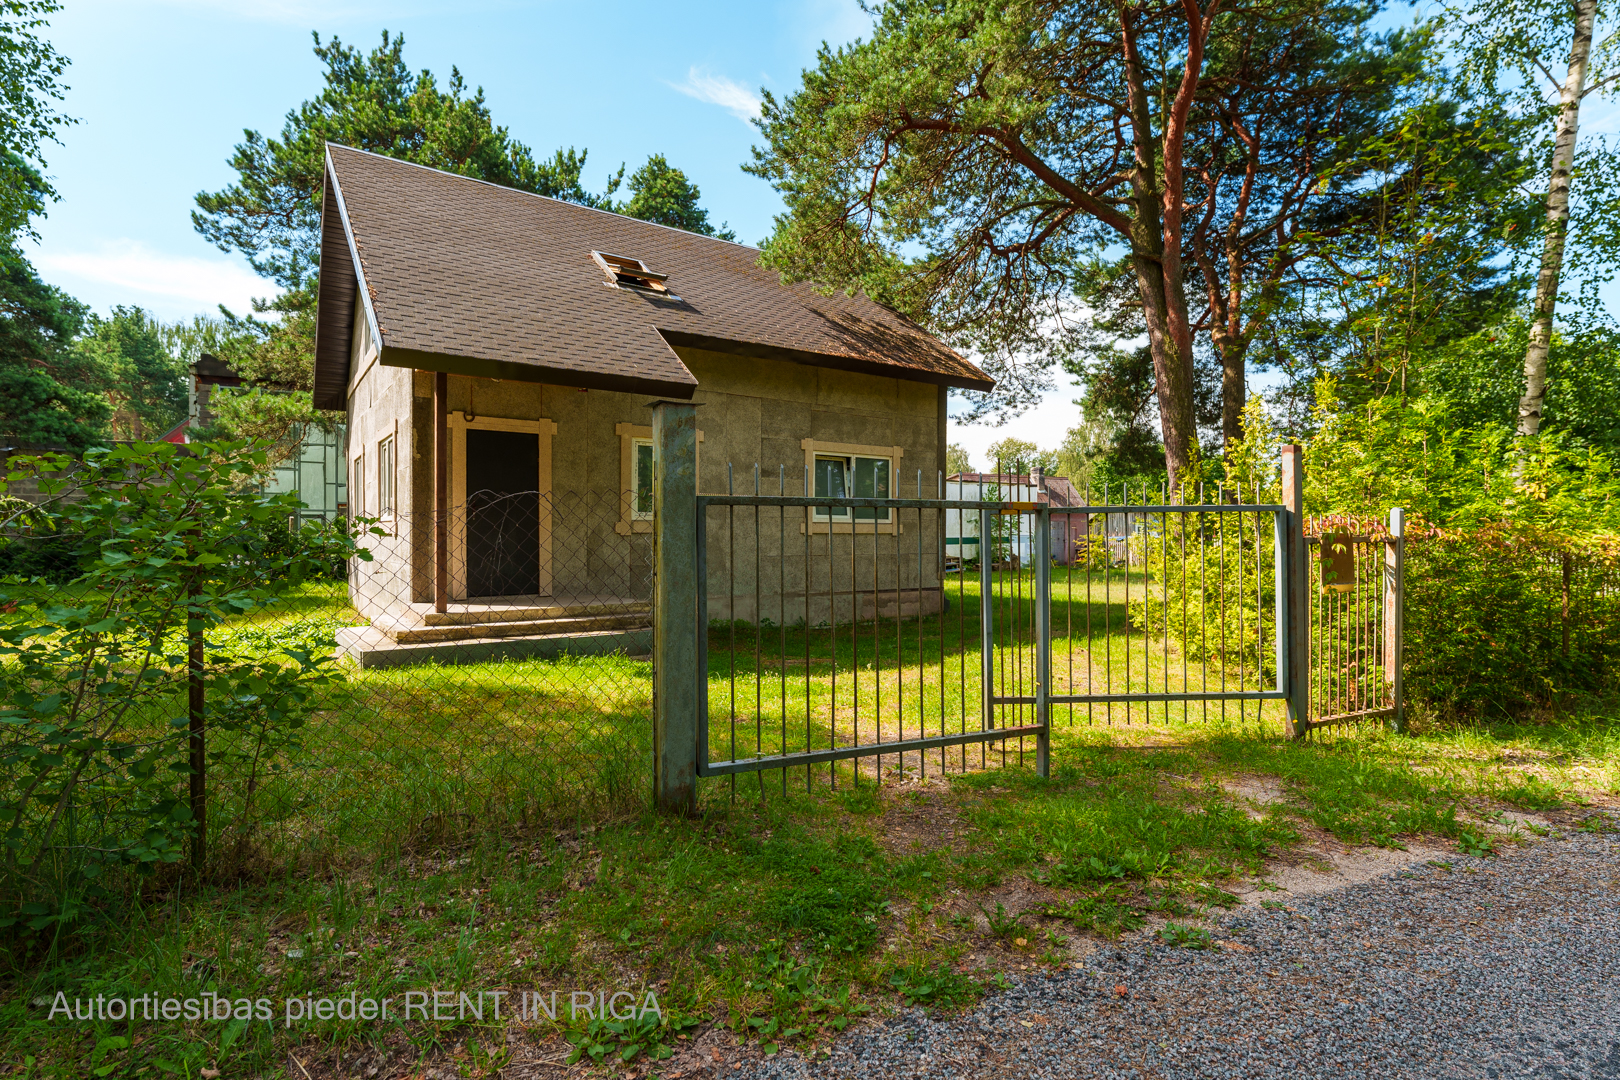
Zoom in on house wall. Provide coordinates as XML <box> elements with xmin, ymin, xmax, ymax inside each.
<box><xmin>343</xmin><ymin>315</ymin><xmax>422</xmax><ymax>612</ymax></box>
<box><xmin>350</xmin><ymin>345</ymin><xmax>949</xmax><ymax>625</ymax></box>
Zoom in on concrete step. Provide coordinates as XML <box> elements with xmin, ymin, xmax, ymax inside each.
<box><xmin>336</xmin><ymin>624</ymin><xmax>651</xmax><ymax>670</ymax></box>
<box><xmin>414</xmin><ymin>597</ymin><xmax>649</xmax><ymax>627</ymax></box>
<box><xmin>388</xmin><ymin>611</ymin><xmax>650</xmax><ymax>644</ymax></box>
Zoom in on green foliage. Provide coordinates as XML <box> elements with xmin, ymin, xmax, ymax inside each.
<box><xmin>565</xmin><ymin>1009</ymin><xmax>695</xmax><ymax>1066</ymax></box>
<box><xmin>189</xmin><ymin>30</ymin><xmax>624</xmax><ymax>442</ymax></box>
<box><xmin>1040</xmin><ymin>886</ymin><xmax>1145</xmax><ymax>938</ymax></box>
<box><xmin>745</xmin><ymin>831</ymin><xmax>887</xmax><ymax>953</ymax></box>
<box><xmin>1403</xmin><ymin>532</ymin><xmax>1620</xmax><ymax>715</ymax></box>
<box><xmin>616</xmin><ymin>154</ymin><xmax>735</xmax><ymax>239</ymax></box>
<box><xmin>0</xmin><ymin>1</ymin><xmax>73</xmax><ymax>240</ymax></box>
<box><xmin>71</xmin><ymin>306</ymin><xmax>189</xmax><ymax>441</ymax></box>
<box><xmin>193</xmin><ymin>30</ymin><xmax>615</xmax><ymax>295</ymax></box>
<box><xmin>1416</xmin><ymin>318</ymin><xmax>1620</xmax><ymax>455</ymax></box>
<box><xmin>984</xmin><ymin>437</ymin><xmax>1056</xmax><ymax>476</ymax></box>
<box><xmin>1131</xmin><ymin>507</ymin><xmax>1278</xmax><ymax>680</ymax></box>
<box><xmin>191</xmin><ymin>31</ymin><xmax>728</xmax><ymax>443</ymax></box>
<box><xmin>750</xmin><ymin>0</ymin><xmax>1410</xmax><ymax>433</ymax></box>
<box><xmin>979</xmin><ymin>900</ymin><xmax>1024</xmax><ymax>940</ymax></box>
<box><xmin>1158</xmin><ymin>922</ymin><xmax>1215</xmax><ymax>949</ymax></box>
<box><xmin>1444</xmin><ymin>0</ymin><xmax>1620</xmax><ymax>312</ymax></box>
<box><xmin>0</xmin><ymin>243</ymin><xmax>105</xmax><ymax>448</ymax></box>
<box><xmin>0</xmin><ymin>441</ymin><xmax>364</xmax><ymax>930</ymax></box>
<box><xmin>1267</xmin><ymin>99</ymin><xmax>1537</xmax><ymax>402</ymax></box>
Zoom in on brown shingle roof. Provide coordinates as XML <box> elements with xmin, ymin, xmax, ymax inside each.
<box><xmin>313</xmin><ymin>145</ymin><xmax>994</xmax><ymax>409</ymax></box>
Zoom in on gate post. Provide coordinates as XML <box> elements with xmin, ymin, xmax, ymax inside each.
<box><xmin>1384</xmin><ymin>507</ymin><xmax>1405</xmax><ymax>733</ymax></box>
<box><xmin>651</xmin><ymin>401</ymin><xmax>700</xmax><ymax>815</ymax></box>
<box><xmin>1281</xmin><ymin>445</ymin><xmax>1310</xmax><ymax>740</ymax></box>
<box><xmin>1034</xmin><ymin>505</ymin><xmax>1051</xmax><ymax>778</ymax></box>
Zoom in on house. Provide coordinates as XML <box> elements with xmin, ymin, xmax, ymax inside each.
<box><xmin>310</xmin><ymin>145</ymin><xmax>993</xmax><ymax>666</ymax></box>
<box><xmin>945</xmin><ymin>470</ymin><xmax>1092</xmax><ymax>567</ymax></box>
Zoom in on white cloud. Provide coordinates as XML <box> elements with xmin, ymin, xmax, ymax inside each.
<box><xmin>669</xmin><ymin>67</ymin><xmax>763</xmax><ymax>123</ymax></box>
<box><xmin>947</xmin><ymin>375</ymin><xmax>1088</xmax><ymax>474</ymax></box>
<box><xmin>33</xmin><ymin>240</ymin><xmax>276</xmax><ymax>321</ymax></box>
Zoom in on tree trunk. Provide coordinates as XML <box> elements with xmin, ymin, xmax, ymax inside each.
<box><xmin>1215</xmin><ymin>329</ymin><xmax>1246</xmax><ymax>448</ymax></box>
<box><xmin>1518</xmin><ymin>0</ymin><xmax>1594</xmax><ymax>438</ymax></box>
<box><xmin>1119</xmin><ymin>0</ymin><xmax>1216</xmax><ymax>496</ymax></box>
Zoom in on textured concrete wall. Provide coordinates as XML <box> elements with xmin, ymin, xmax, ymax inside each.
<box><xmin>351</xmin><ymin>348</ymin><xmax>946</xmax><ymax>625</ymax></box>
<box><xmin>344</xmin><ymin>351</ymin><xmax>418</xmax><ymax>608</ymax></box>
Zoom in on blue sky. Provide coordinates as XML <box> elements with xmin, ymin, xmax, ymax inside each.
<box><xmin>28</xmin><ymin>0</ymin><xmax>864</xmax><ymax>317</ymax></box>
<box><xmin>23</xmin><ymin>0</ymin><xmax>1066</xmax><ymax>466</ymax></box>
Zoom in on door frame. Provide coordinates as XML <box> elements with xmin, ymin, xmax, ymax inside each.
<box><xmin>448</xmin><ymin>415</ymin><xmax>557</xmax><ymax>600</ymax></box>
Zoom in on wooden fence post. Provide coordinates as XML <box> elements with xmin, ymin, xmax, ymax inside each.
<box><xmin>651</xmin><ymin>401</ymin><xmax>700</xmax><ymax>816</ymax></box>
<box><xmin>1384</xmin><ymin>507</ymin><xmax>1405</xmax><ymax>733</ymax></box>
<box><xmin>1281</xmin><ymin>446</ymin><xmax>1310</xmax><ymax>739</ymax></box>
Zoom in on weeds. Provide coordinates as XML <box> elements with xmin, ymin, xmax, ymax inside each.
<box><xmin>565</xmin><ymin>1012</ymin><xmax>695</xmax><ymax>1066</ymax></box>
<box><xmin>887</xmin><ymin>963</ymin><xmax>982</xmax><ymax>1011</ymax></box>
<box><xmin>5</xmin><ymin>691</ymin><xmax>1614</xmax><ymax>1076</ymax></box>
<box><xmin>1158</xmin><ymin>923</ymin><xmax>1215</xmax><ymax>950</ymax></box>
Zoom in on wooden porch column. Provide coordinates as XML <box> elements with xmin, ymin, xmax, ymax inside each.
<box><xmin>433</xmin><ymin>370</ymin><xmax>448</xmax><ymax>613</ymax></box>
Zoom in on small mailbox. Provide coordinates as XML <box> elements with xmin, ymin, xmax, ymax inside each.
<box><xmin>1320</xmin><ymin>532</ymin><xmax>1355</xmax><ymax>592</ymax></box>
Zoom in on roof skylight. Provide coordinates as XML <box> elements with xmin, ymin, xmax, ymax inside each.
<box><xmin>592</xmin><ymin>251</ymin><xmax>675</xmax><ymax>296</ymax></box>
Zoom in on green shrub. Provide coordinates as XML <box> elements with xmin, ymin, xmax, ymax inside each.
<box><xmin>0</xmin><ymin>441</ymin><xmax>365</xmax><ymax>932</ymax></box>
<box><xmin>1404</xmin><ymin>530</ymin><xmax>1620</xmax><ymax>717</ymax></box>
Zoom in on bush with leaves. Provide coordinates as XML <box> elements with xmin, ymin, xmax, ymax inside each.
<box><xmin>0</xmin><ymin>440</ymin><xmax>365</xmax><ymax>932</ymax></box>
<box><xmin>1304</xmin><ymin>381</ymin><xmax>1620</xmax><ymax>716</ymax></box>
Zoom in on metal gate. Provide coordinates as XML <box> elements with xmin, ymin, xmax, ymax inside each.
<box><xmin>647</xmin><ymin>408</ymin><xmax>1405</xmax><ymax>809</ymax></box>
<box><xmin>694</xmin><ymin>481</ymin><xmax>1032</xmax><ymax>781</ymax></box>
<box><xmin>984</xmin><ymin>494</ymin><xmax>1290</xmax><ymax>776</ymax></box>
<box><xmin>688</xmin><ymin>485</ymin><xmax>1305</xmax><ymax>783</ymax></box>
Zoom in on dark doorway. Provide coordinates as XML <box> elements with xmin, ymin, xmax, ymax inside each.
<box><xmin>465</xmin><ymin>428</ymin><xmax>541</xmax><ymax>597</ymax></box>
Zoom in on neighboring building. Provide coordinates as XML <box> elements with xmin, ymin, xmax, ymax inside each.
<box><xmin>310</xmin><ymin>144</ymin><xmax>993</xmax><ymax>665</ymax></box>
<box><xmin>945</xmin><ymin>470</ymin><xmax>1093</xmax><ymax>567</ymax></box>
<box><xmin>184</xmin><ymin>354</ymin><xmax>348</xmax><ymax>524</ymax></box>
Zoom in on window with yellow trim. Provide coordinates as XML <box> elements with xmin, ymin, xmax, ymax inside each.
<box><xmin>813</xmin><ymin>453</ymin><xmax>892</xmax><ymax>522</ymax></box>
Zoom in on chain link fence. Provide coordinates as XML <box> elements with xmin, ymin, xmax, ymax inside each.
<box><xmin>257</xmin><ymin>490</ymin><xmax>657</xmax><ymax>853</ymax></box>
<box><xmin>0</xmin><ymin>453</ymin><xmax>657</xmax><ymax>924</ymax></box>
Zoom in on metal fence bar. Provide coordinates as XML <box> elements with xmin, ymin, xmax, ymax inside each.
<box><xmin>1034</xmin><ymin>505</ymin><xmax>1051</xmax><ymax>777</ymax></box>
<box><xmin>675</xmin><ymin>450</ymin><xmax>1397</xmax><ymax>783</ymax></box>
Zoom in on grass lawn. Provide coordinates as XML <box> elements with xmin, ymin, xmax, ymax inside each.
<box><xmin>4</xmin><ymin>683</ymin><xmax>1616</xmax><ymax>1078</ymax></box>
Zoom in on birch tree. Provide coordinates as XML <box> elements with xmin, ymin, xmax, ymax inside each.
<box><xmin>1451</xmin><ymin>0</ymin><xmax>1620</xmax><ymax>438</ymax></box>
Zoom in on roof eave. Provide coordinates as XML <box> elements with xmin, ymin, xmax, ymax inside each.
<box><xmin>378</xmin><ymin>346</ymin><xmax>698</xmax><ymax>399</ymax></box>
<box><xmin>656</xmin><ymin>330</ymin><xmax>995</xmax><ymax>393</ymax></box>
<box><xmin>312</xmin><ymin>149</ymin><xmax>383</xmax><ymax>411</ymax></box>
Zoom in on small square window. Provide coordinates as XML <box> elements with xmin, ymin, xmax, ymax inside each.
<box><xmin>632</xmin><ymin>437</ymin><xmax>654</xmax><ymax>520</ymax></box>
<box><xmin>813</xmin><ymin>454</ymin><xmax>891</xmax><ymax>522</ymax></box>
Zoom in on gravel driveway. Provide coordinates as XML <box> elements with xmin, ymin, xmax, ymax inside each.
<box><xmin>737</xmin><ymin>823</ymin><xmax>1620</xmax><ymax>1080</ymax></box>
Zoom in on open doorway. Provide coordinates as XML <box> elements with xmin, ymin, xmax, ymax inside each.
<box><xmin>465</xmin><ymin>429</ymin><xmax>540</xmax><ymax>597</ymax></box>
<box><xmin>449</xmin><ymin>415</ymin><xmax>556</xmax><ymax>600</ymax></box>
